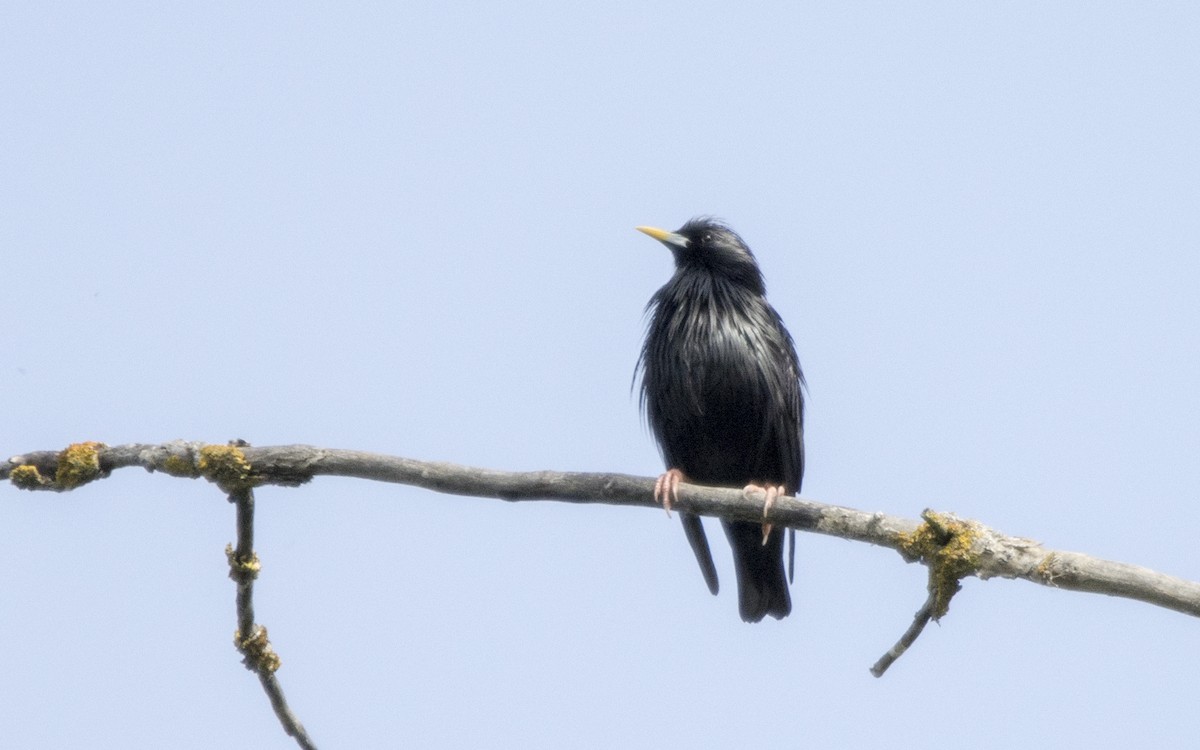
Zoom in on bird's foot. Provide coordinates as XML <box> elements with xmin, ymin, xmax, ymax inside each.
<box><xmin>743</xmin><ymin>483</ymin><xmax>787</xmax><ymax>545</ymax></box>
<box><xmin>654</xmin><ymin>468</ymin><xmax>686</xmax><ymax>518</ymax></box>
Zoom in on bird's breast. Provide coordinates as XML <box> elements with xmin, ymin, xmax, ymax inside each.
<box><xmin>643</xmin><ymin>294</ymin><xmax>784</xmax><ymax>485</ymax></box>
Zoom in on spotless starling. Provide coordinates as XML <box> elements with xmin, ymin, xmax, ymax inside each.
<box><xmin>636</xmin><ymin>218</ymin><xmax>805</xmax><ymax>622</ymax></box>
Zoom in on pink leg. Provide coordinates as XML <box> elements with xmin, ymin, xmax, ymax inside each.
<box><xmin>654</xmin><ymin>468</ymin><xmax>686</xmax><ymax>518</ymax></box>
<box><xmin>743</xmin><ymin>482</ymin><xmax>787</xmax><ymax>545</ymax></box>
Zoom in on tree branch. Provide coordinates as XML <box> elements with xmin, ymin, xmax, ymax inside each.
<box><xmin>225</xmin><ymin>462</ymin><xmax>317</xmax><ymax>750</ymax></box>
<box><xmin>869</xmin><ymin>590</ymin><xmax>938</xmax><ymax>678</ymax></box>
<box><xmin>6</xmin><ymin>441</ymin><xmax>1200</xmax><ymax>726</ymax></box>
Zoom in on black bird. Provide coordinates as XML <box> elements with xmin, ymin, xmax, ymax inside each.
<box><xmin>636</xmin><ymin>218</ymin><xmax>805</xmax><ymax>622</ymax></box>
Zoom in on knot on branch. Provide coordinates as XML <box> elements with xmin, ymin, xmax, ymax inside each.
<box><xmin>9</xmin><ymin>464</ymin><xmax>51</xmax><ymax>490</ymax></box>
<box><xmin>54</xmin><ymin>442</ymin><xmax>107</xmax><ymax>490</ymax></box>
<box><xmin>235</xmin><ymin>625</ymin><xmax>281</xmax><ymax>674</ymax></box>
<box><xmin>1034</xmin><ymin>552</ymin><xmax>1064</xmax><ymax>585</ymax></box>
<box><xmin>898</xmin><ymin>510</ymin><xmax>981</xmax><ymax>619</ymax></box>
<box><xmin>199</xmin><ymin>444</ymin><xmax>256</xmax><ymax>493</ymax></box>
<box><xmin>7</xmin><ymin>442</ymin><xmax>108</xmax><ymax>491</ymax></box>
<box><xmin>225</xmin><ymin>543</ymin><xmax>261</xmax><ymax>583</ymax></box>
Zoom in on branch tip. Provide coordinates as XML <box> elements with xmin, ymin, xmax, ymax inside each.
<box><xmin>870</xmin><ymin>592</ymin><xmax>937</xmax><ymax>677</ymax></box>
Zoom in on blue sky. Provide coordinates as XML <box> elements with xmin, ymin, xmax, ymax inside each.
<box><xmin>3</xmin><ymin>3</ymin><xmax>1199</xmax><ymax>748</ymax></box>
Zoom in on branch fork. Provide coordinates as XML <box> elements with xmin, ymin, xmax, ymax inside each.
<box><xmin>7</xmin><ymin>441</ymin><xmax>1200</xmax><ymax>743</ymax></box>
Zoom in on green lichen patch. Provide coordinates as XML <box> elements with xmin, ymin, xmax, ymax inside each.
<box><xmin>55</xmin><ymin>442</ymin><xmax>106</xmax><ymax>490</ymax></box>
<box><xmin>897</xmin><ymin>510</ymin><xmax>981</xmax><ymax>619</ymax></box>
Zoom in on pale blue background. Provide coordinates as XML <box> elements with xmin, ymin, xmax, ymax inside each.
<box><xmin>3</xmin><ymin>3</ymin><xmax>1199</xmax><ymax>748</ymax></box>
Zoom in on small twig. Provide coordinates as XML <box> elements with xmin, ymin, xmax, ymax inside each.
<box><xmin>870</xmin><ymin>592</ymin><xmax>937</xmax><ymax>677</ymax></box>
<box><xmin>863</xmin><ymin>509</ymin><xmax>979</xmax><ymax>672</ymax></box>
<box><xmin>230</xmin><ymin>487</ymin><xmax>258</xmax><ymax>638</ymax></box>
<box><xmin>219</xmin><ymin>448</ymin><xmax>317</xmax><ymax>750</ymax></box>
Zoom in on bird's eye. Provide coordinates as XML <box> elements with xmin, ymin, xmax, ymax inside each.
<box><xmin>702</xmin><ymin>232</ymin><xmax>713</xmax><ymax>245</ymax></box>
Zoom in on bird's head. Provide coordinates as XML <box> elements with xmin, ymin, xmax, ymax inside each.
<box><xmin>636</xmin><ymin>217</ymin><xmax>765</xmax><ymax>294</ymax></box>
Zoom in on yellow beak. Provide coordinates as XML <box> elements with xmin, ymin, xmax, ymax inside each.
<box><xmin>636</xmin><ymin>225</ymin><xmax>689</xmax><ymax>248</ymax></box>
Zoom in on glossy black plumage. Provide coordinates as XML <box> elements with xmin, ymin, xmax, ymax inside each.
<box><xmin>637</xmin><ymin>218</ymin><xmax>805</xmax><ymax>622</ymax></box>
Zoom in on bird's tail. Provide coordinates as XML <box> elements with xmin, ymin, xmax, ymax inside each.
<box><xmin>724</xmin><ymin>520</ymin><xmax>792</xmax><ymax>622</ymax></box>
<box><xmin>681</xmin><ymin>512</ymin><xmax>720</xmax><ymax>595</ymax></box>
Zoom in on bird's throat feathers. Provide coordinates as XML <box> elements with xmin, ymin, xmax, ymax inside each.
<box><xmin>654</xmin><ymin>266</ymin><xmax>768</xmax><ymax>324</ymax></box>
<box><xmin>669</xmin><ymin>253</ymin><xmax>766</xmax><ymax>298</ymax></box>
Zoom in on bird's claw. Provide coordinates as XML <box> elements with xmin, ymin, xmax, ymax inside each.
<box><xmin>655</xmin><ymin>469</ymin><xmax>685</xmax><ymax>518</ymax></box>
<box><xmin>743</xmin><ymin>483</ymin><xmax>786</xmax><ymax>545</ymax></box>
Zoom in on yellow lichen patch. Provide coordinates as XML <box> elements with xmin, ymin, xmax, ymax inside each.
<box><xmin>198</xmin><ymin>444</ymin><xmax>253</xmax><ymax>491</ymax></box>
<box><xmin>235</xmin><ymin>625</ymin><xmax>282</xmax><ymax>673</ymax></box>
<box><xmin>55</xmin><ymin>442</ymin><xmax>106</xmax><ymax>490</ymax></box>
<box><xmin>10</xmin><ymin>464</ymin><xmax>50</xmax><ymax>490</ymax></box>
<box><xmin>225</xmin><ymin>543</ymin><xmax>261</xmax><ymax>582</ymax></box>
<box><xmin>897</xmin><ymin>510</ymin><xmax>981</xmax><ymax>619</ymax></box>
<box><xmin>160</xmin><ymin>453</ymin><xmax>199</xmax><ymax>478</ymax></box>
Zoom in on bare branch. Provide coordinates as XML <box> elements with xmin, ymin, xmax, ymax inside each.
<box><xmin>2</xmin><ymin>441</ymin><xmax>319</xmax><ymax>749</ymax></box>
<box><xmin>225</xmin><ymin>478</ymin><xmax>317</xmax><ymax>750</ymax></box>
<box><xmin>870</xmin><ymin>591</ymin><xmax>937</xmax><ymax>678</ymax></box>
<box><xmin>6</xmin><ymin>440</ymin><xmax>1200</xmax><ymax>685</ymax></box>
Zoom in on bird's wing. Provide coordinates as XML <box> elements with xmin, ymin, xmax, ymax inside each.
<box><xmin>681</xmin><ymin>512</ymin><xmax>719</xmax><ymax>595</ymax></box>
<box><xmin>763</xmin><ymin>303</ymin><xmax>804</xmax><ymax>585</ymax></box>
